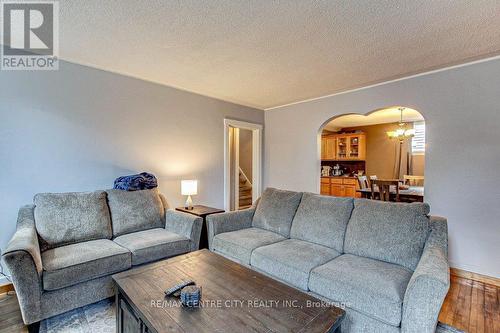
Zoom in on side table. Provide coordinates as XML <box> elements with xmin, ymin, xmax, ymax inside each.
<box><xmin>175</xmin><ymin>205</ymin><xmax>224</xmax><ymax>249</ymax></box>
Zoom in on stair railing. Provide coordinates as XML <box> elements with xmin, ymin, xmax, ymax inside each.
<box><xmin>239</xmin><ymin>167</ymin><xmax>252</xmax><ymax>186</ymax></box>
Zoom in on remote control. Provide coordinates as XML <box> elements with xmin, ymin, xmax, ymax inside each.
<box><xmin>164</xmin><ymin>280</ymin><xmax>195</xmax><ymax>296</ymax></box>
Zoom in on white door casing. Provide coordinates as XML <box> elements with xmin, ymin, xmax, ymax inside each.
<box><xmin>223</xmin><ymin>119</ymin><xmax>263</xmax><ymax>212</ymax></box>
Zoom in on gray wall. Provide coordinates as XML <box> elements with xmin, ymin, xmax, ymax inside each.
<box><xmin>0</xmin><ymin>61</ymin><xmax>263</xmax><ymax>274</ymax></box>
<box><xmin>265</xmin><ymin>58</ymin><xmax>500</xmax><ymax>278</ymax></box>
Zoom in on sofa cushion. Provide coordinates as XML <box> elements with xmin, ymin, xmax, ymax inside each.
<box><xmin>113</xmin><ymin>228</ymin><xmax>191</xmax><ymax>265</ymax></box>
<box><xmin>309</xmin><ymin>254</ymin><xmax>412</xmax><ymax>326</ymax></box>
<box><xmin>34</xmin><ymin>191</ymin><xmax>112</xmax><ymax>250</ymax></box>
<box><xmin>107</xmin><ymin>188</ymin><xmax>165</xmax><ymax>237</ymax></box>
<box><xmin>252</xmin><ymin>188</ymin><xmax>303</xmax><ymax>237</ymax></box>
<box><xmin>251</xmin><ymin>239</ymin><xmax>340</xmax><ymax>290</ymax></box>
<box><xmin>42</xmin><ymin>239</ymin><xmax>131</xmax><ymax>291</ymax></box>
<box><xmin>344</xmin><ymin>199</ymin><xmax>430</xmax><ymax>271</ymax></box>
<box><xmin>212</xmin><ymin>227</ymin><xmax>285</xmax><ymax>265</ymax></box>
<box><xmin>290</xmin><ymin>193</ymin><xmax>353</xmax><ymax>252</ymax></box>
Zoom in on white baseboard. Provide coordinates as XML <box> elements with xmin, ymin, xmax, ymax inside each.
<box><xmin>449</xmin><ymin>261</ymin><xmax>500</xmax><ymax>280</ymax></box>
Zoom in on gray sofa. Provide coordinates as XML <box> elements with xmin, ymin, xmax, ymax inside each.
<box><xmin>207</xmin><ymin>188</ymin><xmax>450</xmax><ymax>333</ymax></box>
<box><xmin>2</xmin><ymin>188</ymin><xmax>202</xmax><ymax>328</ymax></box>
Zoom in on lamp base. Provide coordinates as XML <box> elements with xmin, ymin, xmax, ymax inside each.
<box><xmin>184</xmin><ymin>195</ymin><xmax>193</xmax><ymax>210</ymax></box>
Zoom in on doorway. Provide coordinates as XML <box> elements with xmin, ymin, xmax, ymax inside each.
<box><xmin>224</xmin><ymin>119</ymin><xmax>263</xmax><ymax>211</ymax></box>
<box><xmin>319</xmin><ymin>107</ymin><xmax>425</xmax><ymax>202</ymax></box>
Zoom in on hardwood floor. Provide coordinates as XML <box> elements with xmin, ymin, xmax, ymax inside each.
<box><xmin>0</xmin><ymin>275</ymin><xmax>498</xmax><ymax>332</ymax></box>
<box><xmin>0</xmin><ymin>292</ymin><xmax>26</xmax><ymax>333</ymax></box>
<box><xmin>438</xmin><ymin>275</ymin><xmax>499</xmax><ymax>333</ymax></box>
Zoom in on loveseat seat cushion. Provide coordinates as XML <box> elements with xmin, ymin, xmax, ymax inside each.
<box><xmin>252</xmin><ymin>188</ymin><xmax>303</xmax><ymax>237</ymax></box>
<box><xmin>107</xmin><ymin>188</ymin><xmax>165</xmax><ymax>237</ymax></box>
<box><xmin>290</xmin><ymin>193</ymin><xmax>353</xmax><ymax>252</ymax></box>
<box><xmin>42</xmin><ymin>239</ymin><xmax>131</xmax><ymax>291</ymax></box>
<box><xmin>251</xmin><ymin>239</ymin><xmax>340</xmax><ymax>290</ymax></box>
<box><xmin>344</xmin><ymin>199</ymin><xmax>430</xmax><ymax>271</ymax></box>
<box><xmin>113</xmin><ymin>228</ymin><xmax>191</xmax><ymax>265</ymax></box>
<box><xmin>309</xmin><ymin>254</ymin><xmax>412</xmax><ymax>327</ymax></box>
<box><xmin>34</xmin><ymin>191</ymin><xmax>112</xmax><ymax>250</ymax></box>
<box><xmin>212</xmin><ymin>227</ymin><xmax>285</xmax><ymax>264</ymax></box>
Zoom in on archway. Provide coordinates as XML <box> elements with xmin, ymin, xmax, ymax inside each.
<box><xmin>318</xmin><ymin>106</ymin><xmax>425</xmax><ymax>201</ymax></box>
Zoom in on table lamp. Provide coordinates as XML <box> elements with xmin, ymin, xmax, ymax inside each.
<box><xmin>181</xmin><ymin>180</ymin><xmax>197</xmax><ymax>210</ymax></box>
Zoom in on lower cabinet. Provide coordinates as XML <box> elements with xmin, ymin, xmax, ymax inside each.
<box><xmin>320</xmin><ymin>177</ymin><xmax>360</xmax><ymax>198</ymax></box>
<box><xmin>320</xmin><ymin>178</ymin><xmax>331</xmax><ymax>195</ymax></box>
<box><xmin>331</xmin><ymin>183</ymin><xmax>344</xmax><ymax>197</ymax></box>
<box><xmin>343</xmin><ymin>185</ymin><xmax>357</xmax><ymax>197</ymax></box>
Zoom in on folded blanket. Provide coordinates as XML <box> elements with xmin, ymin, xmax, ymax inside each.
<box><xmin>113</xmin><ymin>172</ymin><xmax>158</xmax><ymax>191</ymax></box>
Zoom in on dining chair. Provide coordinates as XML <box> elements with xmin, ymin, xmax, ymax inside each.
<box><xmin>357</xmin><ymin>175</ymin><xmax>369</xmax><ymax>189</ymax></box>
<box><xmin>365</xmin><ymin>175</ymin><xmax>378</xmax><ymax>199</ymax></box>
<box><xmin>357</xmin><ymin>175</ymin><xmax>372</xmax><ymax>199</ymax></box>
<box><xmin>404</xmin><ymin>175</ymin><xmax>424</xmax><ymax>186</ymax></box>
<box><xmin>371</xmin><ymin>179</ymin><xmax>400</xmax><ymax>202</ymax></box>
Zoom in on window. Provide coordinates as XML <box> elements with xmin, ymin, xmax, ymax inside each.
<box><xmin>412</xmin><ymin>121</ymin><xmax>425</xmax><ymax>154</ymax></box>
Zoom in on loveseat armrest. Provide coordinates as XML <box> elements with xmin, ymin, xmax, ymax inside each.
<box><xmin>206</xmin><ymin>207</ymin><xmax>255</xmax><ymax>250</ymax></box>
<box><xmin>401</xmin><ymin>216</ymin><xmax>450</xmax><ymax>333</ymax></box>
<box><xmin>164</xmin><ymin>210</ymin><xmax>203</xmax><ymax>251</ymax></box>
<box><xmin>2</xmin><ymin>205</ymin><xmax>43</xmax><ymax>324</ymax></box>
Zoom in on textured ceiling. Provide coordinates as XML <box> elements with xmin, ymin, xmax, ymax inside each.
<box><xmin>58</xmin><ymin>0</ymin><xmax>500</xmax><ymax>109</ymax></box>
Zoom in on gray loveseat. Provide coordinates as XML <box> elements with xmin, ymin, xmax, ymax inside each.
<box><xmin>207</xmin><ymin>188</ymin><xmax>449</xmax><ymax>333</ymax></box>
<box><xmin>2</xmin><ymin>188</ymin><xmax>202</xmax><ymax>328</ymax></box>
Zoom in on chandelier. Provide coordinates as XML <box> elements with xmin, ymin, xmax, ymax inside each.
<box><xmin>386</xmin><ymin>107</ymin><xmax>415</xmax><ymax>142</ymax></box>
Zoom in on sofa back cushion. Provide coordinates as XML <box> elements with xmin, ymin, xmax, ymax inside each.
<box><xmin>34</xmin><ymin>191</ymin><xmax>112</xmax><ymax>250</ymax></box>
<box><xmin>344</xmin><ymin>199</ymin><xmax>430</xmax><ymax>271</ymax></box>
<box><xmin>290</xmin><ymin>193</ymin><xmax>354</xmax><ymax>252</ymax></box>
<box><xmin>107</xmin><ymin>188</ymin><xmax>165</xmax><ymax>237</ymax></box>
<box><xmin>252</xmin><ymin>188</ymin><xmax>303</xmax><ymax>237</ymax></box>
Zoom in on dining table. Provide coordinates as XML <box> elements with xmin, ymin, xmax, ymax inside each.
<box><xmin>357</xmin><ymin>185</ymin><xmax>424</xmax><ymax>202</ymax></box>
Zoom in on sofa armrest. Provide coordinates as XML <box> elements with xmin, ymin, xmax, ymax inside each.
<box><xmin>164</xmin><ymin>210</ymin><xmax>203</xmax><ymax>251</ymax></box>
<box><xmin>1</xmin><ymin>205</ymin><xmax>43</xmax><ymax>324</ymax></box>
<box><xmin>401</xmin><ymin>216</ymin><xmax>450</xmax><ymax>333</ymax></box>
<box><xmin>206</xmin><ymin>207</ymin><xmax>255</xmax><ymax>250</ymax></box>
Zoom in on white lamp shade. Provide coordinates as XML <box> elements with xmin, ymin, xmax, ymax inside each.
<box><xmin>181</xmin><ymin>180</ymin><xmax>198</xmax><ymax>196</ymax></box>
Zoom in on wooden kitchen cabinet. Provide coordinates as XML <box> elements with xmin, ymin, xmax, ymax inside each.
<box><xmin>331</xmin><ymin>184</ymin><xmax>344</xmax><ymax>196</ymax></box>
<box><xmin>343</xmin><ymin>185</ymin><xmax>357</xmax><ymax>197</ymax></box>
<box><xmin>320</xmin><ymin>177</ymin><xmax>361</xmax><ymax>198</ymax></box>
<box><xmin>321</xmin><ymin>135</ymin><xmax>336</xmax><ymax>160</ymax></box>
<box><xmin>320</xmin><ymin>183</ymin><xmax>331</xmax><ymax>195</ymax></box>
<box><xmin>320</xmin><ymin>177</ymin><xmax>331</xmax><ymax>195</ymax></box>
<box><xmin>335</xmin><ymin>133</ymin><xmax>366</xmax><ymax>160</ymax></box>
<box><xmin>321</xmin><ymin>132</ymin><xmax>365</xmax><ymax>161</ymax></box>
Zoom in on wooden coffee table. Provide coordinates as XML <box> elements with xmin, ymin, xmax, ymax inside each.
<box><xmin>113</xmin><ymin>250</ymin><xmax>345</xmax><ymax>333</ymax></box>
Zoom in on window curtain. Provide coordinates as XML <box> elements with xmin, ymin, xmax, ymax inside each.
<box><xmin>393</xmin><ymin>140</ymin><xmax>413</xmax><ymax>179</ymax></box>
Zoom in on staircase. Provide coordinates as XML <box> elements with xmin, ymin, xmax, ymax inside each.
<box><xmin>239</xmin><ymin>168</ymin><xmax>253</xmax><ymax>209</ymax></box>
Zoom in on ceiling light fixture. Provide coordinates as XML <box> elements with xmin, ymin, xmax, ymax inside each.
<box><xmin>386</xmin><ymin>107</ymin><xmax>415</xmax><ymax>142</ymax></box>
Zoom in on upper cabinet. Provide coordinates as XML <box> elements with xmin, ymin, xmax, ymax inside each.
<box><xmin>322</xmin><ymin>132</ymin><xmax>366</xmax><ymax>161</ymax></box>
<box><xmin>321</xmin><ymin>135</ymin><xmax>337</xmax><ymax>160</ymax></box>
<box><xmin>345</xmin><ymin>133</ymin><xmax>366</xmax><ymax>160</ymax></box>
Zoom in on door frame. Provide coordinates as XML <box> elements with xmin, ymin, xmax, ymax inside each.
<box><xmin>224</xmin><ymin>119</ymin><xmax>263</xmax><ymax>212</ymax></box>
<box><xmin>233</xmin><ymin>127</ymin><xmax>240</xmax><ymax>210</ymax></box>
